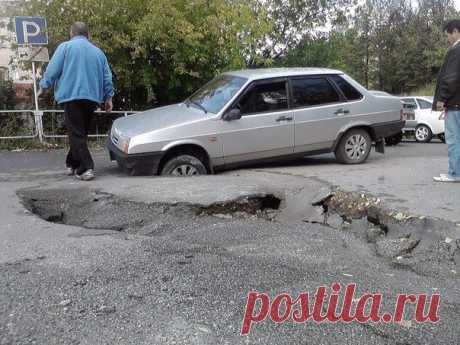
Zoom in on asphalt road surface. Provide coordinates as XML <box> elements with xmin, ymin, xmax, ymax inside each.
<box><xmin>0</xmin><ymin>141</ymin><xmax>459</xmax><ymax>345</ymax></box>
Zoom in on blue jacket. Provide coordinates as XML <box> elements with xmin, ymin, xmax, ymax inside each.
<box><xmin>39</xmin><ymin>36</ymin><xmax>114</xmax><ymax>104</ymax></box>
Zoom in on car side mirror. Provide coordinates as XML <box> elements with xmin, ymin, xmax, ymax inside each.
<box><xmin>223</xmin><ymin>108</ymin><xmax>242</xmax><ymax>121</ymax></box>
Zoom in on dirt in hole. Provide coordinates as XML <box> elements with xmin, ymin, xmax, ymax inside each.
<box><xmin>18</xmin><ymin>188</ymin><xmax>282</xmax><ymax>232</ymax></box>
<box><xmin>199</xmin><ymin>194</ymin><xmax>281</xmax><ymax>218</ymax></box>
<box><xmin>311</xmin><ymin>189</ymin><xmax>460</xmax><ymax>278</ymax></box>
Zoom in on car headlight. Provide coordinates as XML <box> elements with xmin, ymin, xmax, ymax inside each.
<box><xmin>119</xmin><ymin>136</ymin><xmax>130</xmax><ymax>154</ymax></box>
<box><xmin>111</xmin><ymin>127</ymin><xmax>130</xmax><ymax>153</ymax></box>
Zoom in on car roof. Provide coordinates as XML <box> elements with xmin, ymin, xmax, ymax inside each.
<box><xmin>224</xmin><ymin>68</ymin><xmax>344</xmax><ymax>80</ymax></box>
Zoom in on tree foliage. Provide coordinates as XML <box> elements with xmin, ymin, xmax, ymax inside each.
<box><xmin>278</xmin><ymin>0</ymin><xmax>458</xmax><ymax>94</ymax></box>
<box><xmin>15</xmin><ymin>0</ymin><xmax>273</xmax><ymax>109</ymax></box>
<box><xmin>7</xmin><ymin>0</ymin><xmax>460</xmax><ymax>110</ymax></box>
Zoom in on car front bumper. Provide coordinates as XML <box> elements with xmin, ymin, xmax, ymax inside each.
<box><xmin>107</xmin><ymin>138</ymin><xmax>164</xmax><ymax>174</ymax></box>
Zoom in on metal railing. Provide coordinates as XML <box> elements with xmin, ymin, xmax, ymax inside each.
<box><xmin>0</xmin><ymin>110</ymin><xmax>38</xmax><ymax>139</ymax></box>
<box><xmin>0</xmin><ymin>110</ymin><xmax>137</xmax><ymax>142</ymax></box>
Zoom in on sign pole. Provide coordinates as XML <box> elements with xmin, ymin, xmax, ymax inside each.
<box><xmin>31</xmin><ymin>60</ymin><xmax>43</xmax><ymax>142</ymax></box>
<box><xmin>31</xmin><ymin>60</ymin><xmax>39</xmax><ymax>111</ymax></box>
<box><xmin>14</xmin><ymin>17</ymin><xmax>49</xmax><ymax>143</ymax></box>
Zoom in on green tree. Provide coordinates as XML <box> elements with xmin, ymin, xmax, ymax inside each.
<box><xmin>344</xmin><ymin>0</ymin><xmax>457</xmax><ymax>94</ymax></box>
<box><xmin>258</xmin><ymin>0</ymin><xmax>356</xmax><ymax>60</ymax></box>
<box><xmin>277</xmin><ymin>32</ymin><xmax>347</xmax><ymax>70</ymax></box>
<box><xmin>15</xmin><ymin>0</ymin><xmax>272</xmax><ymax>109</ymax></box>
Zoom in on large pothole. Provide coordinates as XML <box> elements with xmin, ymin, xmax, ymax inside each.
<box><xmin>17</xmin><ymin>186</ymin><xmax>460</xmax><ymax>279</ymax></box>
<box><xmin>18</xmin><ymin>188</ymin><xmax>282</xmax><ymax>232</ymax></box>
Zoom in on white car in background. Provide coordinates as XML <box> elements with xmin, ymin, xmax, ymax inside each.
<box><xmin>400</xmin><ymin>96</ymin><xmax>445</xmax><ymax>143</ymax></box>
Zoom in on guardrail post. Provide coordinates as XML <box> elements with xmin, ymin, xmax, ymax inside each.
<box><xmin>34</xmin><ymin>111</ymin><xmax>44</xmax><ymax>142</ymax></box>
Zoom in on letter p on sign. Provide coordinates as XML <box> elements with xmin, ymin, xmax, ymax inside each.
<box><xmin>15</xmin><ymin>17</ymin><xmax>48</xmax><ymax>45</ymax></box>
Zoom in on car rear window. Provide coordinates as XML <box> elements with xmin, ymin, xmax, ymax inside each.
<box><xmin>401</xmin><ymin>98</ymin><xmax>417</xmax><ymax>109</ymax></box>
<box><xmin>417</xmin><ymin>99</ymin><xmax>432</xmax><ymax>109</ymax></box>
<box><xmin>291</xmin><ymin>77</ymin><xmax>340</xmax><ymax>107</ymax></box>
<box><xmin>330</xmin><ymin>75</ymin><xmax>363</xmax><ymax>101</ymax></box>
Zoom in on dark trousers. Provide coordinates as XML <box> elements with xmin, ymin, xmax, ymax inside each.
<box><xmin>64</xmin><ymin>100</ymin><xmax>97</xmax><ymax>175</ymax></box>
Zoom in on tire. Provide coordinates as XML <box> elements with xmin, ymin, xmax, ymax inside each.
<box><xmin>116</xmin><ymin>160</ymin><xmax>134</xmax><ymax>175</ymax></box>
<box><xmin>160</xmin><ymin>154</ymin><xmax>207</xmax><ymax>176</ymax></box>
<box><xmin>415</xmin><ymin>125</ymin><xmax>433</xmax><ymax>143</ymax></box>
<box><xmin>335</xmin><ymin>129</ymin><xmax>372</xmax><ymax>164</ymax></box>
<box><xmin>438</xmin><ymin>133</ymin><xmax>446</xmax><ymax>143</ymax></box>
<box><xmin>385</xmin><ymin>131</ymin><xmax>403</xmax><ymax>146</ymax></box>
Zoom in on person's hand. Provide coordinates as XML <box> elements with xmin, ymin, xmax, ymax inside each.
<box><xmin>436</xmin><ymin>101</ymin><xmax>445</xmax><ymax>111</ymax></box>
<box><xmin>104</xmin><ymin>97</ymin><xmax>113</xmax><ymax>113</ymax></box>
<box><xmin>439</xmin><ymin>111</ymin><xmax>447</xmax><ymax>120</ymax></box>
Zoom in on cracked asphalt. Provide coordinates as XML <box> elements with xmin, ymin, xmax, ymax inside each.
<box><xmin>0</xmin><ymin>141</ymin><xmax>459</xmax><ymax>344</ymax></box>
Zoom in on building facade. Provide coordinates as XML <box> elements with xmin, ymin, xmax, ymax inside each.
<box><xmin>0</xmin><ymin>0</ymin><xmax>34</xmax><ymax>85</ymax></box>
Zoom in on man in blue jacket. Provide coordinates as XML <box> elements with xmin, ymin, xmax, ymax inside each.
<box><xmin>39</xmin><ymin>22</ymin><xmax>114</xmax><ymax>181</ymax></box>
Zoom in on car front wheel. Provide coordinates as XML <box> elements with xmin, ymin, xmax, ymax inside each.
<box><xmin>335</xmin><ymin>129</ymin><xmax>372</xmax><ymax>164</ymax></box>
<box><xmin>160</xmin><ymin>154</ymin><xmax>207</xmax><ymax>176</ymax></box>
<box><xmin>415</xmin><ymin>125</ymin><xmax>433</xmax><ymax>143</ymax></box>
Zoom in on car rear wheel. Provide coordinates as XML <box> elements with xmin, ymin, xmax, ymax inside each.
<box><xmin>415</xmin><ymin>125</ymin><xmax>432</xmax><ymax>143</ymax></box>
<box><xmin>160</xmin><ymin>154</ymin><xmax>207</xmax><ymax>176</ymax></box>
<box><xmin>335</xmin><ymin>129</ymin><xmax>372</xmax><ymax>164</ymax></box>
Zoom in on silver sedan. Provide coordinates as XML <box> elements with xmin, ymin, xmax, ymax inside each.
<box><xmin>108</xmin><ymin>68</ymin><xmax>404</xmax><ymax>176</ymax></box>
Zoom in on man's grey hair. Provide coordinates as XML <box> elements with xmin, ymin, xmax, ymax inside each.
<box><xmin>71</xmin><ymin>22</ymin><xmax>89</xmax><ymax>38</ymax></box>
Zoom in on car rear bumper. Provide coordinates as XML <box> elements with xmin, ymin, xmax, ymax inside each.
<box><xmin>107</xmin><ymin>138</ymin><xmax>163</xmax><ymax>174</ymax></box>
<box><xmin>403</xmin><ymin>120</ymin><xmax>417</xmax><ymax>130</ymax></box>
<box><xmin>371</xmin><ymin>120</ymin><xmax>405</xmax><ymax>139</ymax></box>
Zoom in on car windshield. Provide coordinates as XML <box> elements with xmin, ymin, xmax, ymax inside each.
<box><xmin>187</xmin><ymin>75</ymin><xmax>247</xmax><ymax>114</ymax></box>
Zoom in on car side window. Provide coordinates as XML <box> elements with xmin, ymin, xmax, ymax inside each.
<box><xmin>417</xmin><ymin>99</ymin><xmax>432</xmax><ymax>109</ymax></box>
<box><xmin>237</xmin><ymin>81</ymin><xmax>288</xmax><ymax>115</ymax></box>
<box><xmin>330</xmin><ymin>75</ymin><xmax>363</xmax><ymax>101</ymax></box>
<box><xmin>291</xmin><ymin>77</ymin><xmax>340</xmax><ymax>108</ymax></box>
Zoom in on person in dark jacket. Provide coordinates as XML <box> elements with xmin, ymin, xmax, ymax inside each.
<box><xmin>39</xmin><ymin>22</ymin><xmax>114</xmax><ymax>181</ymax></box>
<box><xmin>433</xmin><ymin>19</ymin><xmax>460</xmax><ymax>182</ymax></box>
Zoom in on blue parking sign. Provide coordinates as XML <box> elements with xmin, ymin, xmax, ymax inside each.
<box><xmin>15</xmin><ymin>16</ymin><xmax>48</xmax><ymax>45</ymax></box>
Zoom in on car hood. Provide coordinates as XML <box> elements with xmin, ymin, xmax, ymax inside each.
<box><xmin>113</xmin><ymin>103</ymin><xmax>210</xmax><ymax>137</ymax></box>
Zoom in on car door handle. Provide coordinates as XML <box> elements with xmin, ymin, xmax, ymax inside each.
<box><xmin>276</xmin><ymin>116</ymin><xmax>293</xmax><ymax>122</ymax></box>
<box><xmin>334</xmin><ymin>109</ymin><xmax>350</xmax><ymax>115</ymax></box>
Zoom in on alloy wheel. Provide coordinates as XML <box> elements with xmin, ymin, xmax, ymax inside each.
<box><xmin>345</xmin><ymin>134</ymin><xmax>367</xmax><ymax>160</ymax></box>
<box><xmin>171</xmin><ymin>164</ymin><xmax>199</xmax><ymax>176</ymax></box>
<box><xmin>415</xmin><ymin>126</ymin><xmax>430</xmax><ymax>141</ymax></box>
